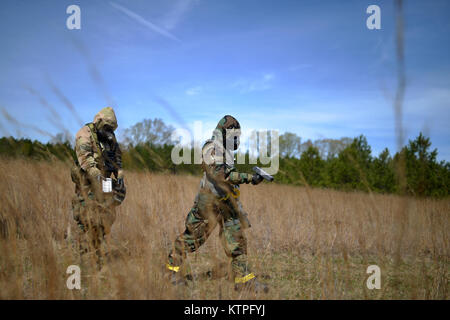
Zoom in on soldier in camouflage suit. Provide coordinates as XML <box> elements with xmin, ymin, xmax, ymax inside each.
<box><xmin>71</xmin><ymin>106</ymin><xmax>126</xmax><ymax>268</ymax></box>
<box><xmin>166</xmin><ymin>115</ymin><xmax>268</xmax><ymax>293</ymax></box>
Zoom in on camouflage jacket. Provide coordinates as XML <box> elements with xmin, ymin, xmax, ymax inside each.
<box><xmin>198</xmin><ymin>138</ymin><xmax>252</xmax><ymax>200</ymax></box>
<box><xmin>193</xmin><ymin>138</ymin><xmax>254</xmax><ymax>228</ymax></box>
<box><xmin>74</xmin><ymin>107</ymin><xmax>123</xmax><ymax>180</ymax></box>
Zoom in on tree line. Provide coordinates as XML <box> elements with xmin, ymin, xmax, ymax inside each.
<box><xmin>273</xmin><ymin>133</ymin><xmax>449</xmax><ymax>197</ymax></box>
<box><xmin>0</xmin><ymin>118</ymin><xmax>448</xmax><ymax>197</ymax></box>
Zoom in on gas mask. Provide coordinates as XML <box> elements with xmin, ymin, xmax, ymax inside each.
<box><xmin>224</xmin><ymin>128</ymin><xmax>241</xmax><ymax>151</ymax></box>
<box><xmin>97</xmin><ymin>124</ymin><xmax>115</xmax><ymax>143</ymax></box>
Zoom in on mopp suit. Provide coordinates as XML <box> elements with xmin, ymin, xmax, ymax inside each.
<box><xmin>70</xmin><ymin>107</ymin><xmax>126</xmax><ymax>267</ymax></box>
<box><xmin>167</xmin><ymin>115</ymin><xmax>268</xmax><ymax>292</ymax></box>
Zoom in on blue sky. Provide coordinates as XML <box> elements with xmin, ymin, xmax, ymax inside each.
<box><xmin>0</xmin><ymin>0</ymin><xmax>449</xmax><ymax>160</ymax></box>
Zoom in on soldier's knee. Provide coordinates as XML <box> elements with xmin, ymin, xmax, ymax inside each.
<box><xmin>222</xmin><ymin>219</ymin><xmax>245</xmax><ymax>240</ymax></box>
<box><xmin>185</xmin><ymin>235</ymin><xmax>206</xmax><ymax>252</ymax></box>
<box><xmin>185</xmin><ymin>212</ymin><xmax>208</xmax><ymax>240</ymax></box>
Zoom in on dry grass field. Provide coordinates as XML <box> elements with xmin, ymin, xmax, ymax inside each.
<box><xmin>0</xmin><ymin>158</ymin><xmax>448</xmax><ymax>299</ymax></box>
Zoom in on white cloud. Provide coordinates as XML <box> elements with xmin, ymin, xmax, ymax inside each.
<box><xmin>185</xmin><ymin>86</ymin><xmax>203</xmax><ymax>96</ymax></box>
<box><xmin>232</xmin><ymin>73</ymin><xmax>275</xmax><ymax>93</ymax></box>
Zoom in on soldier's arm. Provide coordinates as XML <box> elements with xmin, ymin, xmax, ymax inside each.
<box><xmin>207</xmin><ymin>163</ymin><xmax>262</xmax><ymax>189</ymax></box>
<box><xmin>202</xmin><ymin>141</ymin><xmax>255</xmax><ymax>185</ymax></box>
<box><xmin>115</xmin><ymin>140</ymin><xmax>124</xmax><ymax>179</ymax></box>
<box><xmin>75</xmin><ymin>127</ymin><xmax>101</xmax><ymax>178</ymax></box>
<box><xmin>226</xmin><ymin>168</ymin><xmax>254</xmax><ymax>184</ymax></box>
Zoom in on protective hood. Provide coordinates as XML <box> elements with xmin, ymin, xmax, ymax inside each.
<box><xmin>212</xmin><ymin>115</ymin><xmax>241</xmax><ymax>151</ymax></box>
<box><xmin>214</xmin><ymin>115</ymin><xmax>240</xmax><ymax>137</ymax></box>
<box><xmin>93</xmin><ymin>107</ymin><xmax>118</xmax><ymax>131</ymax></box>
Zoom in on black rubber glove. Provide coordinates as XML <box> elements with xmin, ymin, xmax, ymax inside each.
<box><xmin>116</xmin><ymin>178</ymin><xmax>124</xmax><ymax>191</ymax></box>
<box><xmin>251</xmin><ymin>173</ymin><xmax>263</xmax><ymax>185</ymax></box>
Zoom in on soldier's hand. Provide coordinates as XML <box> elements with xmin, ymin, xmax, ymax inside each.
<box><xmin>96</xmin><ymin>175</ymin><xmax>104</xmax><ymax>184</ymax></box>
<box><xmin>87</xmin><ymin>167</ymin><xmax>102</xmax><ymax>180</ymax></box>
<box><xmin>251</xmin><ymin>173</ymin><xmax>263</xmax><ymax>185</ymax></box>
<box><xmin>86</xmin><ymin>168</ymin><xmax>104</xmax><ymax>201</ymax></box>
<box><xmin>117</xmin><ymin>169</ymin><xmax>124</xmax><ymax>180</ymax></box>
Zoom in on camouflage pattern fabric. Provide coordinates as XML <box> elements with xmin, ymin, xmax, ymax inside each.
<box><xmin>71</xmin><ymin>107</ymin><xmax>123</xmax><ymax>268</ymax></box>
<box><xmin>74</xmin><ymin>106</ymin><xmax>122</xmax><ymax>179</ymax></box>
<box><xmin>167</xmin><ymin>115</ymin><xmax>258</xmax><ymax>282</ymax></box>
<box><xmin>72</xmin><ymin>193</ymin><xmax>116</xmax><ymax>267</ymax></box>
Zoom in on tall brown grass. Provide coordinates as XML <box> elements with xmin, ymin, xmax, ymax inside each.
<box><xmin>0</xmin><ymin>158</ymin><xmax>448</xmax><ymax>299</ymax></box>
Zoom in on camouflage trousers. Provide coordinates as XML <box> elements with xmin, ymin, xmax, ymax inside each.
<box><xmin>168</xmin><ymin>198</ymin><xmax>252</xmax><ymax>280</ymax></box>
<box><xmin>71</xmin><ymin>193</ymin><xmax>116</xmax><ymax>268</ymax></box>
